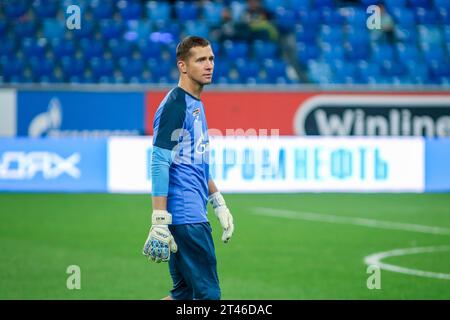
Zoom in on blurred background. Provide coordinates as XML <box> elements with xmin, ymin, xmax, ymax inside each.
<box><xmin>0</xmin><ymin>0</ymin><xmax>449</xmax><ymax>85</ymax></box>
<box><xmin>0</xmin><ymin>0</ymin><xmax>450</xmax><ymax>300</ymax></box>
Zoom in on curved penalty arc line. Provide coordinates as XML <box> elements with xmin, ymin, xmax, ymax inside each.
<box><xmin>364</xmin><ymin>246</ymin><xmax>450</xmax><ymax>280</ymax></box>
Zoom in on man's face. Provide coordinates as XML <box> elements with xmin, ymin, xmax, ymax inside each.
<box><xmin>183</xmin><ymin>45</ymin><xmax>214</xmax><ymax>85</ymax></box>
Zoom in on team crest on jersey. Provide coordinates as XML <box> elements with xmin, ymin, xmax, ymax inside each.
<box><xmin>192</xmin><ymin>108</ymin><xmax>200</xmax><ymax>117</ymax></box>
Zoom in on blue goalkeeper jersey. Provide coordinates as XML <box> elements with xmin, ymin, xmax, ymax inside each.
<box><xmin>152</xmin><ymin>86</ymin><xmax>210</xmax><ymax>225</ymax></box>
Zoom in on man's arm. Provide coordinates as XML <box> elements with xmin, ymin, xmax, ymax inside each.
<box><xmin>152</xmin><ymin>196</ymin><xmax>167</xmax><ymax>210</ymax></box>
<box><xmin>208</xmin><ymin>178</ymin><xmax>219</xmax><ymax>196</ymax></box>
<box><xmin>208</xmin><ymin>178</ymin><xmax>234</xmax><ymax>243</ymax></box>
<box><xmin>142</xmin><ymin>146</ymin><xmax>177</xmax><ymax>262</ymax></box>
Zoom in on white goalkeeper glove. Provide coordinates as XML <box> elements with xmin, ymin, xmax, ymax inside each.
<box><xmin>209</xmin><ymin>192</ymin><xmax>234</xmax><ymax>243</ymax></box>
<box><xmin>142</xmin><ymin>210</ymin><xmax>178</xmax><ymax>263</ymax></box>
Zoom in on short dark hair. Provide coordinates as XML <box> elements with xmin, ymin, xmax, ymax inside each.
<box><xmin>176</xmin><ymin>36</ymin><xmax>210</xmax><ymax>62</ymax></box>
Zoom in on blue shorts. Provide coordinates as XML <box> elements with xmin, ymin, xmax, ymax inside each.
<box><xmin>168</xmin><ymin>222</ymin><xmax>221</xmax><ymax>300</ymax></box>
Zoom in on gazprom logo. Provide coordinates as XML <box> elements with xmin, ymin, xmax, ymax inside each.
<box><xmin>0</xmin><ymin>151</ymin><xmax>80</xmax><ymax>179</ymax></box>
<box><xmin>28</xmin><ymin>97</ymin><xmax>62</xmax><ymax>137</ymax></box>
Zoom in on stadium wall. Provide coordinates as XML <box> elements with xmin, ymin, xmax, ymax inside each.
<box><xmin>1</xmin><ymin>87</ymin><xmax>449</xmax><ymax>138</ymax></box>
<box><xmin>0</xmin><ymin>87</ymin><xmax>448</xmax><ymax>193</ymax></box>
<box><xmin>0</xmin><ymin>136</ymin><xmax>449</xmax><ymax>193</ymax></box>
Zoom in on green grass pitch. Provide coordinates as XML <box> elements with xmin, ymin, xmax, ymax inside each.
<box><xmin>0</xmin><ymin>193</ymin><xmax>449</xmax><ymax>299</ymax></box>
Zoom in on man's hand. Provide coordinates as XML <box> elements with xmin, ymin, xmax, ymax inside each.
<box><xmin>143</xmin><ymin>210</ymin><xmax>177</xmax><ymax>263</ymax></box>
<box><xmin>208</xmin><ymin>192</ymin><xmax>234</xmax><ymax>243</ymax></box>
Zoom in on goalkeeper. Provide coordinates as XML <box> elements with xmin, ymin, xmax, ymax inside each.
<box><xmin>142</xmin><ymin>36</ymin><xmax>234</xmax><ymax>300</ymax></box>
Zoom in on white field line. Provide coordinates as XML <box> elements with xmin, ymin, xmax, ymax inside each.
<box><xmin>252</xmin><ymin>207</ymin><xmax>450</xmax><ymax>236</ymax></box>
<box><xmin>364</xmin><ymin>246</ymin><xmax>450</xmax><ymax>280</ymax></box>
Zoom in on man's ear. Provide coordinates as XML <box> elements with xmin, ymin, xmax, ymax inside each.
<box><xmin>177</xmin><ymin>60</ymin><xmax>187</xmax><ymax>74</ymax></box>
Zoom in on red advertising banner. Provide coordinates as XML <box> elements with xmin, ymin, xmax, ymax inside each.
<box><xmin>146</xmin><ymin>91</ymin><xmax>450</xmax><ymax>137</ymax></box>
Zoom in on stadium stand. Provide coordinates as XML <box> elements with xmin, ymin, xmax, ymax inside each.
<box><xmin>0</xmin><ymin>0</ymin><xmax>448</xmax><ymax>85</ymax></box>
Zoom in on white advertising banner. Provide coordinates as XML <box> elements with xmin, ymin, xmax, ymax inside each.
<box><xmin>107</xmin><ymin>137</ymin><xmax>424</xmax><ymax>193</ymax></box>
<box><xmin>0</xmin><ymin>89</ymin><xmax>17</xmax><ymax>137</ymax></box>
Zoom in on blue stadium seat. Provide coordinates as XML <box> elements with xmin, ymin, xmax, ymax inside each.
<box><xmin>0</xmin><ymin>56</ymin><xmax>25</xmax><ymax>79</ymax></box>
<box><xmin>295</xmin><ymin>24</ymin><xmax>316</xmax><ymax>44</ymax></box>
<box><xmin>153</xmin><ymin>20</ymin><xmax>181</xmax><ymax>42</ymax></box>
<box><xmin>223</xmin><ymin>40</ymin><xmax>249</xmax><ymax>59</ymax></box>
<box><xmin>421</xmin><ymin>43</ymin><xmax>445</xmax><ymax>64</ymax></box>
<box><xmin>287</xmin><ymin>0</ymin><xmax>310</xmax><ymax>10</ymax></box>
<box><xmin>29</xmin><ymin>57</ymin><xmax>55</xmax><ymax>78</ymax></box>
<box><xmin>253</xmin><ymin>40</ymin><xmax>278</xmax><ymax>60</ymax></box>
<box><xmin>444</xmin><ymin>26</ymin><xmax>450</xmax><ymax>43</ymax></box>
<box><xmin>108</xmin><ymin>39</ymin><xmax>133</xmax><ymax>59</ymax></box>
<box><xmin>263</xmin><ymin>59</ymin><xmax>287</xmax><ymax>79</ymax></box>
<box><xmin>332</xmin><ymin>60</ymin><xmax>357</xmax><ymax>81</ymax></box>
<box><xmin>409</xmin><ymin>0</ymin><xmax>431</xmax><ymax>8</ymax></box>
<box><xmin>429</xmin><ymin>61</ymin><xmax>450</xmax><ymax>78</ymax></box>
<box><xmin>384</xmin><ymin>0</ymin><xmax>407</xmax><ymax>11</ymax></box>
<box><xmin>346</xmin><ymin>26</ymin><xmax>369</xmax><ymax>47</ymax></box>
<box><xmin>439</xmin><ymin>77</ymin><xmax>450</xmax><ymax>85</ymax></box>
<box><xmin>99</xmin><ymin>20</ymin><xmax>125</xmax><ymax>40</ymax></box>
<box><xmin>296</xmin><ymin>9</ymin><xmax>320</xmax><ymax>28</ymax></box>
<box><xmin>358</xmin><ymin>60</ymin><xmax>381</xmax><ymax>83</ymax></box>
<box><xmin>296</xmin><ymin>42</ymin><xmax>320</xmax><ymax>63</ymax></box>
<box><xmin>392</xmin><ymin>8</ymin><xmax>416</xmax><ymax>28</ymax></box>
<box><xmin>43</xmin><ymin>19</ymin><xmax>66</xmax><ymax>39</ymax></box>
<box><xmin>371</xmin><ymin>44</ymin><xmax>395</xmax><ymax>63</ymax></box>
<box><xmin>344</xmin><ymin>7</ymin><xmax>367</xmax><ymax>27</ymax></box>
<box><xmin>275</xmin><ymin>7</ymin><xmax>297</xmax><ymax>32</ymax></box>
<box><xmin>147</xmin><ymin>58</ymin><xmax>172</xmax><ymax>81</ymax></box>
<box><xmin>51</xmin><ymin>39</ymin><xmax>76</xmax><ymax>58</ymax></box>
<box><xmin>263</xmin><ymin>0</ymin><xmax>287</xmax><ymax>13</ymax></box>
<box><xmin>434</xmin><ymin>0</ymin><xmax>450</xmax><ymax>10</ymax></box>
<box><xmin>175</xmin><ymin>1</ymin><xmax>199</xmax><ymax>21</ymax></box>
<box><xmin>203</xmin><ymin>2</ymin><xmax>224</xmax><ymax>27</ymax></box>
<box><xmin>319</xmin><ymin>25</ymin><xmax>343</xmax><ymax>44</ymax></box>
<box><xmin>119</xmin><ymin>57</ymin><xmax>144</xmax><ymax>82</ymax></box>
<box><xmin>33</xmin><ymin>0</ymin><xmax>58</xmax><ymax>18</ymax></box>
<box><xmin>126</xmin><ymin>20</ymin><xmax>152</xmax><ymax>40</ymax></box>
<box><xmin>396</xmin><ymin>43</ymin><xmax>421</xmax><ymax>64</ymax></box>
<box><xmin>0</xmin><ymin>37</ymin><xmax>17</xmax><ymax>58</ymax></box>
<box><xmin>61</xmin><ymin>57</ymin><xmax>86</xmax><ymax>78</ymax></box>
<box><xmin>404</xmin><ymin>60</ymin><xmax>429</xmax><ymax>81</ymax></box>
<box><xmin>117</xmin><ymin>1</ymin><xmax>142</xmax><ymax>20</ymax></box>
<box><xmin>91</xmin><ymin>0</ymin><xmax>115</xmax><ymax>19</ymax></box>
<box><xmin>14</xmin><ymin>20</ymin><xmax>37</xmax><ymax>38</ymax></box>
<box><xmin>314</xmin><ymin>0</ymin><xmax>334</xmax><ymax>8</ymax></box>
<box><xmin>0</xmin><ymin>20</ymin><xmax>7</xmax><ymax>38</ymax></box>
<box><xmin>139</xmin><ymin>40</ymin><xmax>163</xmax><ymax>59</ymax></box>
<box><xmin>415</xmin><ymin>7</ymin><xmax>439</xmax><ymax>25</ymax></box>
<box><xmin>360</xmin><ymin>0</ymin><xmax>379</xmax><ymax>6</ymax></box>
<box><xmin>345</xmin><ymin>43</ymin><xmax>370</xmax><ymax>60</ymax></box>
<box><xmin>80</xmin><ymin>39</ymin><xmax>105</xmax><ymax>59</ymax></box>
<box><xmin>21</xmin><ymin>38</ymin><xmax>48</xmax><ymax>58</ymax></box>
<box><xmin>212</xmin><ymin>59</ymin><xmax>231</xmax><ymax>79</ymax></box>
<box><xmin>147</xmin><ymin>1</ymin><xmax>171</xmax><ymax>22</ymax></box>
<box><xmin>382</xmin><ymin>60</ymin><xmax>406</xmax><ymax>77</ymax></box>
<box><xmin>71</xmin><ymin>19</ymin><xmax>95</xmax><ymax>39</ymax></box>
<box><xmin>90</xmin><ymin>57</ymin><xmax>115</xmax><ymax>79</ymax></box>
<box><xmin>394</xmin><ymin>26</ymin><xmax>418</xmax><ymax>43</ymax></box>
<box><xmin>321</xmin><ymin>7</ymin><xmax>344</xmax><ymax>25</ymax></box>
<box><xmin>183</xmin><ymin>21</ymin><xmax>210</xmax><ymax>39</ymax></box>
<box><xmin>307</xmin><ymin>60</ymin><xmax>332</xmax><ymax>84</ymax></box>
<box><xmin>321</xmin><ymin>42</ymin><xmax>344</xmax><ymax>62</ymax></box>
<box><xmin>438</xmin><ymin>8</ymin><xmax>450</xmax><ymax>24</ymax></box>
<box><xmin>4</xmin><ymin>0</ymin><xmax>29</xmax><ymax>18</ymax></box>
<box><xmin>418</xmin><ymin>25</ymin><xmax>443</xmax><ymax>45</ymax></box>
<box><xmin>38</xmin><ymin>73</ymin><xmax>65</xmax><ymax>84</ymax></box>
<box><xmin>235</xmin><ymin>58</ymin><xmax>260</xmax><ymax>81</ymax></box>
